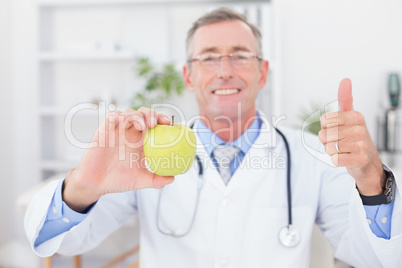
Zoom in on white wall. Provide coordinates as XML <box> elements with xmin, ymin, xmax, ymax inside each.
<box><xmin>0</xmin><ymin>2</ymin><xmax>41</xmax><ymax>266</ymax></box>
<box><xmin>0</xmin><ymin>0</ymin><xmax>16</xmax><ymax>246</ymax></box>
<box><xmin>278</xmin><ymin>0</ymin><xmax>402</xmax><ymax>141</ymax></box>
<box><xmin>1</xmin><ymin>0</ymin><xmax>402</xmax><ymax>265</ymax></box>
<box><xmin>12</xmin><ymin>0</ymin><xmax>40</xmax><ymax>242</ymax></box>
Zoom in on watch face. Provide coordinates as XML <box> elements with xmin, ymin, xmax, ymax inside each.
<box><xmin>384</xmin><ymin>172</ymin><xmax>396</xmax><ymax>204</ymax></box>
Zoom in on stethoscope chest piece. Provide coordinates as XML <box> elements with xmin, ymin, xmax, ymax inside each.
<box><xmin>279</xmin><ymin>225</ymin><xmax>301</xmax><ymax>248</ymax></box>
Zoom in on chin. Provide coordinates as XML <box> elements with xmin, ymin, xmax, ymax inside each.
<box><xmin>212</xmin><ymin>107</ymin><xmax>240</xmax><ymax>120</ymax></box>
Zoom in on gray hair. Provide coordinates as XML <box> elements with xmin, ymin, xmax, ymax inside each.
<box><xmin>186</xmin><ymin>7</ymin><xmax>263</xmax><ymax>60</ymax></box>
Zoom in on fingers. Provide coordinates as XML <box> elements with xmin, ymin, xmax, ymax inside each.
<box><xmin>137</xmin><ymin>107</ymin><xmax>159</xmax><ymax>128</ymax></box>
<box><xmin>324</xmin><ymin>140</ymin><xmax>367</xmax><ymax>156</ymax></box>
<box><xmin>323</xmin><ymin>139</ymin><xmax>370</xmax><ymax>168</ymax></box>
<box><xmin>121</xmin><ymin>110</ymin><xmax>146</xmax><ymax>131</ymax></box>
<box><xmin>319</xmin><ymin>107</ymin><xmax>371</xmax><ymax>169</ymax></box>
<box><xmin>320</xmin><ymin>110</ymin><xmax>365</xmax><ymax>129</ymax></box>
<box><xmin>330</xmin><ymin>153</ymin><xmax>369</xmax><ymax>168</ymax></box>
<box><xmin>158</xmin><ymin>113</ymin><xmax>171</xmax><ymax>125</ymax></box>
<box><xmin>104</xmin><ymin>110</ymin><xmax>145</xmax><ymax>132</ymax></box>
<box><xmin>318</xmin><ymin>125</ymin><xmax>366</xmax><ymax>144</ymax></box>
<box><xmin>106</xmin><ymin>111</ymin><xmax>122</xmax><ymax>130</ymax></box>
<box><xmin>105</xmin><ymin>107</ymin><xmax>171</xmax><ymax>132</ymax></box>
<box><xmin>93</xmin><ymin>110</ymin><xmax>122</xmax><ymax>145</ymax></box>
<box><xmin>137</xmin><ymin>107</ymin><xmax>171</xmax><ymax>128</ymax></box>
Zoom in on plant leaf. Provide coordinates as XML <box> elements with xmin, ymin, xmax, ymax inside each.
<box><xmin>136</xmin><ymin>57</ymin><xmax>153</xmax><ymax>77</ymax></box>
<box><xmin>145</xmin><ymin>73</ymin><xmax>161</xmax><ymax>91</ymax></box>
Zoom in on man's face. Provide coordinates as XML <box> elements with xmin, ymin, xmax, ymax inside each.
<box><xmin>183</xmin><ymin>20</ymin><xmax>269</xmax><ymax>123</ymax></box>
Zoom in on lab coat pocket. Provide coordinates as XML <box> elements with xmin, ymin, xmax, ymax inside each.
<box><xmin>245</xmin><ymin>206</ymin><xmax>314</xmax><ymax>268</ymax></box>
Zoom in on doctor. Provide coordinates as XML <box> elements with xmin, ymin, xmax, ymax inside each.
<box><xmin>25</xmin><ymin>8</ymin><xmax>401</xmax><ymax>267</ymax></box>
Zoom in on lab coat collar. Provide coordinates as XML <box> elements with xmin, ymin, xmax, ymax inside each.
<box><xmin>195</xmin><ymin>114</ymin><xmax>262</xmax><ymax>157</ymax></box>
<box><xmin>191</xmin><ymin>111</ymin><xmax>277</xmax><ymax>193</ymax></box>
<box><xmin>227</xmin><ymin>111</ymin><xmax>279</xmax><ymax>193</ymax></box>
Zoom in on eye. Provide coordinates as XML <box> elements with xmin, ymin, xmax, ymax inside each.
<box><xmin>234</xmin><ymin>55</ymin><xmax>247</xmax><ymax>60</ymax></box>
<box><xmin>233</xmin><ymin>54</ymin><xmax>248</xmax><ymax>61</ymax></box>
<box><xmin>202</xmin><ymin>55</ymin><xmax>217</xmax><ymax>62</ymax></box>
<box><xmin>203</xmin><ymin>57</ymin><xmax>214</xmax><ymax>62</ymax></box>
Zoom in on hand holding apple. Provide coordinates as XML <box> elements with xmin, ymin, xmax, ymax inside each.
<box><xmin>62</xmin><ymin>107</ymin><xmax>176</xmax><ymax>213</ymax></box>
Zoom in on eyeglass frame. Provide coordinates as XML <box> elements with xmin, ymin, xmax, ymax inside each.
<box><xmin>187</xmin><ymin>52</ymin><xmax>263</xmax><ymax>68</ymax></box>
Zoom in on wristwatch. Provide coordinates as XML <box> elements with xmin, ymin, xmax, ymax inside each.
<box><xmin>359</xmin><ymin>167</ymin><xmax>396</xmax><ymax>205</ymax></box>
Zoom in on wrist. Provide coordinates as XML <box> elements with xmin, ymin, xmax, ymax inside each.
<box><xmin>358</xmin><ymin>166</ymin><xmax>396</xmax><ymax>205</ymax></box>
<box><xmin>63</xmin><ymin>168</ymin><xmax>101</xmax><ymax>213</ymax></box>
<box><xmin>355</xmin><ymin>165</ymin><xmax>386</xmax><ymax>196</ymax></box>
<box><xmin>356</xmin><ymin>181</ymin><xmax>384</xmax><ymax>197</ymax></box>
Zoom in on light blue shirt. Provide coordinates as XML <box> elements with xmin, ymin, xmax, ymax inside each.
<box><xmin>35</xmin><ymin>177</ymin><xmax>90</xmax><ymax>246</ymax></box>
<box><xmin>196</xmin><ymin>116</ymin><xmax>261</xmax><ymax>175</ymax></box>
<box><xmin>34</xmin><ymin>116</ymin><xmax>394</xmax><ymax>246</ymax></box>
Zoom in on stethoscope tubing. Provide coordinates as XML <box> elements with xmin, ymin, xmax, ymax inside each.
<box><xmin>156</xmin><ymin>155</ymin><xmax>204</xmax><ymax>237</ymax></box>
<box><xmin>274</xmin><ymin>128</ymin><xmax>292</xmax><ymax>226</ymax></box>
<box><xmin>156</xmin><ymin>127</ymin><xmax>297</xmax><ymax>246</ymax></box>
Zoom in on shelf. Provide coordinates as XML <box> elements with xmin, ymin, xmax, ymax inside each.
<box><xmin>38</xmin><ymin>0</ymin><xmax>268</xmax><ymax>8</ymax></box>
<box><xmin>40</xmin><ymin>106</ymin><xmax>103</xmax><ymax>117</ymax></box>
<box><xmin>41</xmin><ymin>160</ymin><xmax>80</xmax><ymax>171</ymax></box>
<box><xmin>40</xmin><ymin>107</ymin><xmax>72</xmax><ymax>116</ymax></box>
<box><xmin>39</xmin><ymin>51</ymin><xmax>136</xmax><ymax>62</ymax></box>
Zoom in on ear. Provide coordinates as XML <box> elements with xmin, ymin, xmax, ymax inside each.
<box><xmin>257</xmin><ymin>60</ymin><xmax>269</xmax><ymax>90</ymax></box>
<box><xmin>183</xmin><ymin>64</ymin><xmax>195</xmax><ymax>92</ymax></box>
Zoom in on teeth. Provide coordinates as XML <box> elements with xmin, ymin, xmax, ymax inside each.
<box><xmin>213</xmin><ymin>89</ymin><xmax>240</xmax><ymax>95</ymax></box>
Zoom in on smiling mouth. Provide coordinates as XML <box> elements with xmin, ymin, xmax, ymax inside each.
<box><xmin>212</xmin><ymin>88</ymin><xmax>240</xmax><ymax>95</ymax></box>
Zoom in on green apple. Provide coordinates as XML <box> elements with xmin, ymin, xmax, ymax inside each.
<box><xmin>143</xmin><ymin>121</ymin><xmax>197</xmax><ymax>176</ymax></box>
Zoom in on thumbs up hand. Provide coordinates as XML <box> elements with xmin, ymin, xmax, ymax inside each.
<box><xmin>318</xmin><ymin>78</ymin><xmax>385</xmax><ymax>196</ymax></box>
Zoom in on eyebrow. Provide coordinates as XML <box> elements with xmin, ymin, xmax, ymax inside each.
<box><xmin>232</xmin><ymin>46</ymin><xmax>252</xmax><ymax>52</ymax></box>
<box><xmin>198</xmin><ymin>45</ymin><xmax>252</xmax><ymax>55</ymax></box>
<box><xmin>199</xmin><ymin>47</ymin><xmax>219</xmax><ymax>54</ymax></box>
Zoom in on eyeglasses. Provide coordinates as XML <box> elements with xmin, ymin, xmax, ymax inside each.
<box><xmin>187</xmin><ymin>51</ymin><xmax>262</xmax><ymax>69</ymax></box>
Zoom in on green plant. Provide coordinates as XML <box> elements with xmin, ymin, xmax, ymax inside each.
<box><xmin>298</xmin><ymin>103</ymin><xmax>327</xmax><ymax>136</ymax></box>
<box><xmin>131</xmin><ymin>58</ymin><xmax>185</xmax><ymax>110</ymax></box>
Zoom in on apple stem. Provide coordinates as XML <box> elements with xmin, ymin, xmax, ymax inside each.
<box><xmin>171</xmin><ymin>115</ymin><xmax>174</xmax><ymax>126</ymax></box>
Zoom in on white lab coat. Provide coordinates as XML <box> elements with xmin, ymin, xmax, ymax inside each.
<box><xmin>25</xmin><ymin>119</ymin><xmax>402</xmax><ymax>268</ymax></box>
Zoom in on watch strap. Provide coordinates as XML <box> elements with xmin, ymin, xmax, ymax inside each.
<box><xmin>359</xmin><ymin>167</ymin><xmax>396</xmax><ymax>206</ymax></box>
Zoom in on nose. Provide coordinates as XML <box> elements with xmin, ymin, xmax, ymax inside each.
<box><xmin>217</xmin><ymin>56</ymin><xmax>235</xmax><ymax>80</ymax></box>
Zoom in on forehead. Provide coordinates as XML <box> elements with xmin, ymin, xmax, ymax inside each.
<box><xmin>190</xmin><ymin>20</ymin><xmax>258</xmax><ymax>56</ymax></box>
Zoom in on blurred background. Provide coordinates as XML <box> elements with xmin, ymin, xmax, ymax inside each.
<box><xmin>1</xmin><ymin>0</ymin><xmax>402</xmax><ymax>267</ymax></box>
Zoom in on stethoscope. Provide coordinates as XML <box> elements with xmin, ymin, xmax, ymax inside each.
<box><xmin>156</xmin><ymin>127</ymin><xmax>301</xmax><ymax>248</ymax></box>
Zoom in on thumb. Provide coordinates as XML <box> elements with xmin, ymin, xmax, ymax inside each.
<box><xmin>338</xmin><ymin>78</ymin><xmax>354</xmax><ymax>111</ymax></box>
<box><xmin>133</xmin><ymin>170</ymin><xmax>175</xmax><ymax>190</ymax></box>
<box><xmin>151</xmin><ymin>175</ymin><xmax>175</xmax><ymax>189</ymax></box>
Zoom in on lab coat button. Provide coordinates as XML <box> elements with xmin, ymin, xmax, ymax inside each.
<box><xmin>366</xmin><ymin>219</ymin><xmax>372</xmax><ymax>225</ymax></box>
<box><xmin>52</xmin><ymin>206</ymin><xmax>57</xmax><ymax>214</ymax></box>
<box><xmin>62</xmin><ymin>217</ymin><xmax>70</xmax><ymax>223</ymax></box>
<box><xmin>381</xmin><ymin>217</ymin><xmax>387</xmax><ymax>224</ymax></box>
<box><xmin>220</xmin><ymin>258</ymin><xmax>229</xmax><ymax>267</ymax></box>
<box><xmin>221</xmin><ymin>198</ymin><xmax>230</xmax><ymax>207</ymax></box>
<box><xmin>164</xmin><ymin>230</ymin><xmax>172</xmax><ymax>235</ymax></box>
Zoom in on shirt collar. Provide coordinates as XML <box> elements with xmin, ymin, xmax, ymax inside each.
<box><xmin>196</xmin><ymin>114</ymin><xmax>261</xmax><ymax>157</ymax></box>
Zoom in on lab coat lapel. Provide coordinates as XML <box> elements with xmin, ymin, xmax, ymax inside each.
<box><xmin>226</xmin><ymin>118</ymin><xmax>279</xmax><ymax>194</ymax></box>
<box><xmin>194</xmin><ymin>123</ymin><xmax>227</xmax><ymax>192</ymax></box>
